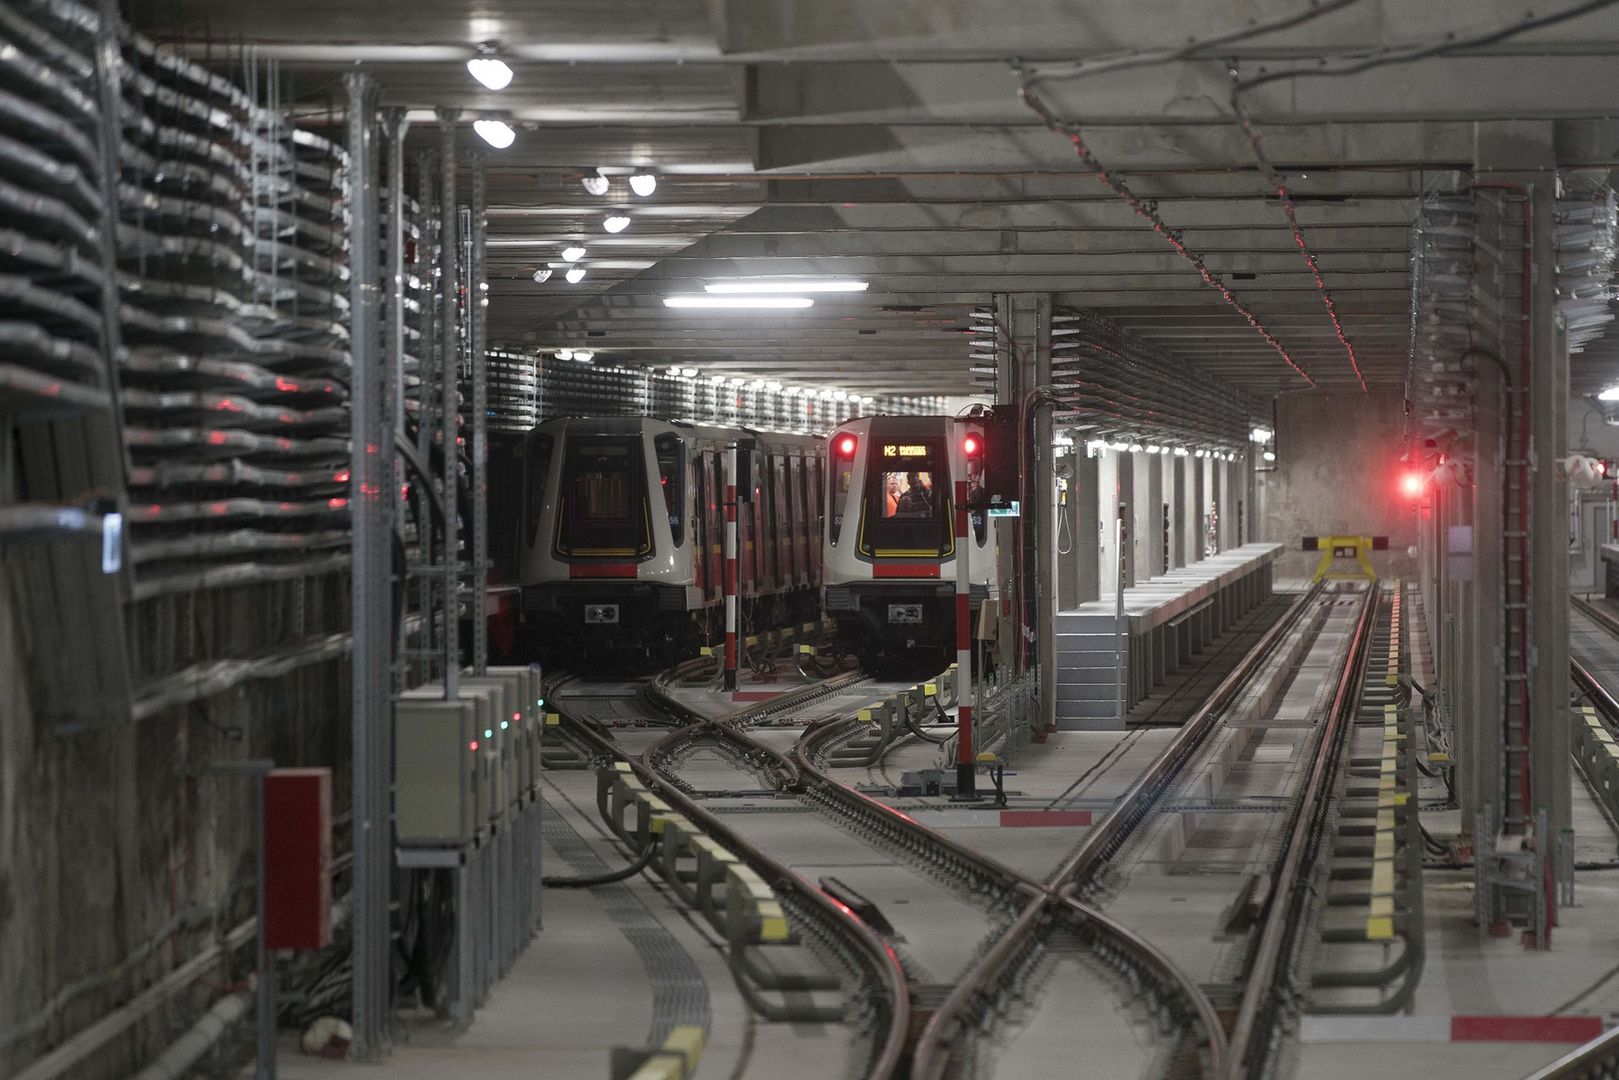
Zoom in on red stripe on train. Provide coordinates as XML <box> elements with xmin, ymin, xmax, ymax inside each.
<box><xmin>873</xmin><ymin>564</ymin><xmax>940</xmax><ymax>578</ymax></box>
<box><xmin>568</xmin><ymin>563</ymin><xmax>638</xmax><ymax>579</ymax></box>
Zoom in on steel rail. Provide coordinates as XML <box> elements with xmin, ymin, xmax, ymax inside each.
<box><xmin>913</xmin><ymin>583</ymin><xmax>1326</xmax><ymax>1079</ymax></box>
<box><xmin>547</xmin><ymin>667</ymin><xmax>912</xmax><ymax>1080</ymax></box>
<box><xmin>1226</xmin><ymin>584</ymin><xmax>1380</xmax><ymax>1080</ymax></box>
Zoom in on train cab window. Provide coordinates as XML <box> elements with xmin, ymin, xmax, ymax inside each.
<box><xmin>861</xmin><ymin>440</ymin><xmax>950</xmax><ymax>556</ymax></box>
<box><xmin>654</xmin><ymin>433</ymin><xmax>685</xmax><ymax>546</ymax></box>
<box><xmin>829</xmin><ymin>447</ymin><xmax>855</xmax><ymax>546</ymax></box>
<box><xmin>523</xmin><ymin>431</ymin><xmax>554</xmax><ymax>547</ymax></box>
<box><xmin>555</xmin><ymin>438</ymin><xmax>651</xmax><ymax>558</ymax></box>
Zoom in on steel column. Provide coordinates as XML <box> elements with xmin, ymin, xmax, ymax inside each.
<box><xmin>345</xmin><ymin>70</ymin><xmax>390</xmax><ymax>1063</ymax></box>
<box><xmin>724</xmin><ymin>446</ymin><xmax>739</xmax><ymax>692</ymax></box>
<box><xmin>471</xmin><ymin>151</ymin><xmax>489</xmax><ymax>675</ymax></box>
<box><xmin>438</xmin><ymin>110</ymin><xmax>460</xmax><ymax>697</ymax></box>
<box><xmin>383</xmin><ymin>109</ymin><xmax>410</xmax><ymax>691</ymax></box>
<box><xmin>954</xmin><ymin>478</ymin><xmax>976</xmax><ymax>797</ymax></box>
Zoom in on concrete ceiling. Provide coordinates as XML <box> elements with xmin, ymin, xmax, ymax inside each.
<box><xmin>133</xmin><ymin>0</ymin><xmax>1619</xmax><ymax>398</ymax></box>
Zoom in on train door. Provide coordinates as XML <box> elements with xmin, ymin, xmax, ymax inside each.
<box><xmin>708</xmin><ymin>452</ymin><xmax>724</xmax><ymax>603</ymax></box>
<box><xmin>773</xmin><ymin>454</ymin><xmax>790</xmax><ymax>592</ymax></box>
<box><xmin>692</xmin><ymin>450</ymin><xmax>708</xmax><ymax>595</ymax></box>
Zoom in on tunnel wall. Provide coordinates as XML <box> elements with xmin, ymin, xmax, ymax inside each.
<box><xmin>1261</xmin><ymin>389</ymin><xmax>1419</xmax><ymax>581</ymax></box>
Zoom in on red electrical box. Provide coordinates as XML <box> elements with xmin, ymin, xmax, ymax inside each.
<box><xmin>263</xmin><ymin>768</ymin><xmax>332</xmax><ymax>950</ymax></box>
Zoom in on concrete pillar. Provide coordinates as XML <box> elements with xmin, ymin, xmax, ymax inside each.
<box><xmin>1098</xmin><ymin>449</ymin><xmax>1119</xmax><ymax>592</ymax></box>
<box><xmin>1117</xmin><ymin>451</ymin><xmax>1136</xmax><ymax>588</ymax></box>
<box><xmin>1075</xmin><ymin>446</ymin><xmax>1100</xmax><ymax>605</ymax></box>
<box><xmin>1204</xmin><ymin>457</ymin><xmax>1220</xmax><ymax>556</ymax></box>
<box><xmin>1146</xmin><ymin>453</ymin><xmax>1166</xmax><ymax>578</ymax></box>
<box><xmin>1464</xmin><ymin>305</ymin><xmax>1504</xmax><ymax>834</ymax></box>
<box><xmin>1132</xmin><ymin>452</ymin><xmax>1151</xmax><ymax>584</ymax></box>
<box><xmin>1185</xmin><ymin>454</ymin><xmax>1204</xmax><ymax>564</ymax></box>
<box><xmin>1171</xmin><ymin>454</ymin><xmax>1187</xmax><ymax>568</ymax></box>
<box><xmin>1474</xmin><ymin>124</ymin><xmax>1570</xmax><ymax>866</ymax></box>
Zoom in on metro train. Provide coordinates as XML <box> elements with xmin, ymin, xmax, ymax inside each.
<box><xmin>822</xmin><ymin>415</ymin><xmax>993</xmax><ymax>670</ymax></box>
<box><xmin>515</xmin><ymin>416</ymin><xmax>824</xmax><ymax>666</ymax></box>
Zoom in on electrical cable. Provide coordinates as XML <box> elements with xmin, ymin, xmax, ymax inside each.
<box><xmin>543</xmin><ymin>835</ymin><xmax>661</xmax><ymax>888</ymax></box>
<box><xmin>1019</xmin><ymin>0</ymin><xmax>1364</xmax><ymax>84</ymax></box>
<box><xmin>1234</xmin><ymin>0</ymin><xmax>1619</xmax><ymax>92</ymax></box>
<box><xmin>1012</xmin><ymin>75</ymin><xmax>1316</xmax><ymax>388</ymax></box>
<box><xmin>1228</xmin><ymin>87</ymin><xmax>1368</xmax><ymax>393</ymax></box>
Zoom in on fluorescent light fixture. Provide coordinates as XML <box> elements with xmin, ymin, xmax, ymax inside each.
<box><xmin>565</xmin><ymin>266</ymin><xmax>586</xmax><ymax>284</ymax></box>
<box><xmin>603</xmin><ymin>215</ymin><xmax>630</xmax><ymax>234</ymax></box>
<box><xmin>681</xmin><ymin>367</ymin><xmax>697</xmax><ymax>378</ymax></box>
<box><xmin>1600</xmin><ymin>385</ymin><xmax>1619</xmax><ymax>401</ymax></box>
<box><xmin>628</xmin><ymin>172</ymin><xmax>657</xmax><ymax>197</ymax></box>
<box><xmin>704</xmin><ymin>279</ymin><xmax>869</xmax><ymax>294</ymax></box>
<box><xmin>1086</xmin><ymin>439</ymin><xmax>1108</xmax><ymax>455</ymax></box>
<box><xmin>749</xmin><ymin>380</ymin><xmax>764</xmax><ymax>390</ymax></box>
<box><xmin>861</xmin><ymin>395</ymin><xmax>875</xmax><ymax>404</ymax></box>
<box><xmin>531</xmin><ymin>268</ymin><xmax>552</xmax><ymax>283</ymax></box>
<box><xmin>472</xmin><ymin>119</ymin><xmax>515</xmax><ymax>149</ymax></box>
<box><xmin>555</xmin><ymin>349</ymin><xmax>573</xmax><ymax>360</ymax></box>
<box><xmin>662</xmin><ymin>296</ymin><xmax>813</xmax><ymax>309</ymax></box>
<box><xmin>729</xmin><ymin>377</ymin><xmax>744</xmax><ymax>386</ymax></box>
<box><xmin>581</xmin><ymin>172</ymin><xmax>610</xmax><ymax>196</ymax></box>
<box><xmin>1250</xmin><ymin>426</ymin><xmax>1274</xmax><ymax>444</ymax></box>
<box><xmin>667</xmin><ymin>365</ymin><xmax>682</xmax><ymax>376</ymax></box>
<box><xmin>561</xmin><ymin>245</ymin><xmax>586</xmax><ymax>262</ymax></box>
<box><xmin>833</xmin><ymin>390</ymin><xmax>848</xmax><ymax>401</ymax></box>
<box><xmin>766</xmin><ymin>381</ymin><xmax>782</xmax><ymax>391</ymax></box>
<box><xmin>1173</xmin><ymin>447</ymin><xmax>1190</xmax><ymax>457</ymax></box>
<box><xmin>1127</xmin><ymin>443</ymin><xmax>1143</xmax><ymax>453</ymax></box>
<box><xmin>466</xmin><ymin>57</ymin><xmax>513</xmax><ymax>90</ymax></box>
<box><xmin>573</xmin><ymin>349</ymin><xmax>594</xmax><ymax>362</ymax></box>
<box><xmin>708</xmin><ymin>375</ymin><xmax>725</xmax><ymax>386</ymax></box>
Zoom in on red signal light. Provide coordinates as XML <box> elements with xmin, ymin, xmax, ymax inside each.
<box><xmin>1400</xmin><ymin>472</ymin><xmax>1423</xmax><ymax>498</ymax></box>
<box><xmin>962</xmin><ymin>434</ymin><xmax>981</xmax><ymax>456</ymax></box>
<box><xmin>836</xmin><ymin>434</ymin><xmax>857</xmax><ymax>458</ymax></box>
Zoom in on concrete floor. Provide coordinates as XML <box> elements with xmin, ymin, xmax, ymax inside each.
<box><xmin>274</xmin><ymin>592</ymin><xmax>1618</xmax><ymax>1080</ymax></box>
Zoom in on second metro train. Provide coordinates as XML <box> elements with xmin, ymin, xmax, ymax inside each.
<box><xmin>821</xmin><ymin>415</ymin><xmax>993</xmax><ymax>670</ymax></box>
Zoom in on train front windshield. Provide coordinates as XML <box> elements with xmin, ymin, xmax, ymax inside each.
<box><xmin>862</xmin><ymin>439</ymin><xmax>950</xmax><ymax>555</ymax></box>
<box><xmin>556</xmin><ymin>438</ymin><xmax>652</xmax><ymax>558</ymax></box>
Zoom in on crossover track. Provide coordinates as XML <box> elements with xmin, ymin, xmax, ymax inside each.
<box><xmin>545</xmin><ymin>583</ymin><xmax>1388</xmax><ymax>1080</ymax></box>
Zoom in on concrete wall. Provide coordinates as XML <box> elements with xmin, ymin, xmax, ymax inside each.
<box><xmin>1262</xmin><ymin>389</ymin><xmax>1418</xmax><ymax>581</ymax></box>
<box><xmin>0</xmin><ymin>564</ymin><xmax>350</xmax><ymax>1079</ymax></box>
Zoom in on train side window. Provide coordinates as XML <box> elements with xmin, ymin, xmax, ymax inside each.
<box><xmin>655</xmin><ymin>433</ymin><xmax>685</xmax><ymax>546</ymax></box>
<box><xmin>523</xmin><ymin>431</ymin><xmax>554</xmax><ymax>547</ymax></box>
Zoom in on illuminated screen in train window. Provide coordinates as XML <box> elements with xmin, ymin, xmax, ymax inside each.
<box><xmin>880</xmin><ymin>470</ymin><xmax>936</xmax><ymax>519</ymax></box>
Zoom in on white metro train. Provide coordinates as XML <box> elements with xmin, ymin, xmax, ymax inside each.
<box><xmin>516</xmin><ymin>416</ymin><xmax>824</xmax><ymax>666</ymax></box>
<box><xmin>821</xmin><ymin>415</ymin><xmax>993</xmax><ymax>669</ymax></box>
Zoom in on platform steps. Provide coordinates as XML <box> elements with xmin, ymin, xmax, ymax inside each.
<box><xmin>1305</xmin><ymin>582</ymin><xmax>1425</xmax><ymax>1013</ymax></box>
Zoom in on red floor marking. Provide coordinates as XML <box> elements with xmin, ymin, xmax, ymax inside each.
<box><xmin>1449</xmin><ymin>1016</ymin><xmax>1604</xmax><ymax>1043</ymax></box>
<box><xmin>731</xmin><ymin>691</ymin><xmax>783</xmax><ymax>702</ymax></box>
<box><xmin>998</xmin><ymin>810</ymin><xmax>1093</xmax><ymax>827</ymax></box>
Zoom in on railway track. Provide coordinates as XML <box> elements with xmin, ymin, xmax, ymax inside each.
<box><xmin>544</xmin><ymin>583</ymin><xmax>1388</xmax><ymax>1080</ymax></box>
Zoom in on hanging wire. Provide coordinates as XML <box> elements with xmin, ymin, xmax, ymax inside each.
<box><xmin>1012</xmin><ymin>71</ymin><xmax>1317</xmax><ymax>389</ymax></box>
<box><xmin>1227</xmin><ymin>85</ymin><xmax>1369</xmax><ymax>393</ymax></box>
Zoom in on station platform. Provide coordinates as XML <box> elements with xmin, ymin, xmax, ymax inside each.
<box><xmin>1053</xmin><ymin>543</ymin><xmax>1282</xmax><ymax>728</ymax></box>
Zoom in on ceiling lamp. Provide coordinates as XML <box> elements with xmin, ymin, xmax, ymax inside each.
<box><xmin>573</xmin><ymin>349</ymin><xmax>594</xmax><ymax>362</ymax></box>
<box><xmin>1250</xmin><ymin>426</ymin><xmax>1274</xmax><ymax>444</ymax></box>
<box><xmin>704</xmin><ymin>279</ymin><xmax>868</xmax><ymax>294</ymax></box>
<box><xmin>663</xmin><ymin>296</ymin><xmax>813</xmax><ymax>309</ymax></box>
<box><xmin>628</xmin><ymin>172</ymin><xmax>657</xmax><ymax>197</ymax></box>
<box><xmin>581</xmin><ymin>171</ymin><xmax>610</xmax><ymax>196</ymax></box>
<box><xmin>472</xmin><ymin>119</ymin><xmax>515</xmax><ymax>149</ymax></box>
<box><xmin>603</xmin><ymin>215</ymin><xmax>630</xmax><ymax>234</ymax></box>
<box><xmin>666</xmin><ymin>365</ymin><xmax>682</xmax><ymax>376</ymax></box>
<box><xmin>766</xmin><ymin>381</ymin><xmax>783</xmax><ymax>391</ymax></box>
<box><xmin>531</xmin><ymin>268</ymin><xmax>552</xmax><ymax>283</ymax></box>
<box><xmin>561</xmin><ymin>245</ymin><xmax>586</xmax><ymax>262</ymax></box>
<box><xmin>565</xmin><ymin>265</ymin><xmax>586</xmax><ymax>284</ymax></box>
<box><xmin>681</xmin><ymin>367</ymin><xmax>698</xmax><ymax>378</ymax></box>
<box><xmin>555</xmin><ymin>349</ymin><xmax>573</xmax><ymax>361</ymax></box>
<box><xmin>1600</xmin><ymin>385</ymin><xmax>1619</xmax><ymax>401</ymax></box>
<box><xmin>466</xmin><ymin>57</ymin><xmax>513</xmax><ymax>91</ymax></box>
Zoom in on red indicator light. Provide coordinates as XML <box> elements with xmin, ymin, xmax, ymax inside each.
<box><xmin>1400</xmin><ymin>472</ymin><xmax>1423</xmax><ymax>497</ymax></box>
<box><xmin>962</xmin><ymin>435</ymin><xmax>981</xmax><ymax>456</ymax></box>
<box><xmin>468</xmin><ymin>740</ymin><xmax>479</xmax><ymax>751</ymax></box>
<box><xmin>836</xmin><ymin>434</ymin><xmax>857</xmax><ymax>458</ymax></box>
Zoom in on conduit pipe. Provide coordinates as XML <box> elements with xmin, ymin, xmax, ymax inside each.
<box><xmin>128</xmin><ymin>992</ymin><xmax>251</xmax><ymax>1080</ymax></box>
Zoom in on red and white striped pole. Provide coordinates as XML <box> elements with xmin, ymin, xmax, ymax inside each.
<box><xmin>954</xmin><ymin>478</ymin><xmax>976</xmax><ymax>798</ymax></box>
<box><xmin>724</xmin><ymin>445</ymin><xmax>739</xmax><ymax>692</ymax></box>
